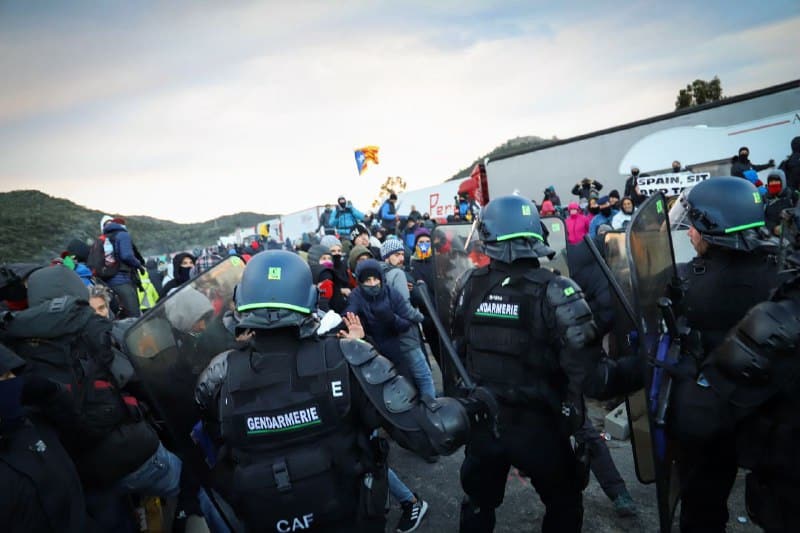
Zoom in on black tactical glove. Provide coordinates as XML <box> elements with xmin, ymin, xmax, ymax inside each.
<box><xmin>459</xmin><ymin>386</ymin><xmax>499</xmax><ymax>437</ymax></box>
<box><xmin>21</xmin><ymin>375</ymin><xmax>63</xmax><ymax>405</ymax></box>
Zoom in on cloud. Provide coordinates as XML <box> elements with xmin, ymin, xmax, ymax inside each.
<box><xmin>0</xmin><ymin>2</ymin><xmax>798</xmax><ymax>223</ymax></box>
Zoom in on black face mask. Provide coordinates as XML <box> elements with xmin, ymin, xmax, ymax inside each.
<box><xmin>588</xmin><ymin>206</ymin><xmax>600</xmax><ymax>215</ymax></box>
<box><xmin>600</xmin><ymin>207</ymin><xmax>612</xmax><ymax>217</ymax></box>
<box><xmin>739</xmin><ymin>153</ymin><xmax>749</xmax><ymax>161</ymax></box>
<box><xmin>672</xmin><ymin>166</ymin><xmax>681</xmax><ymax>173</ymax></box>
<box><xmin>332</xmin><ymin>255</ymin><xmax>343</xmax><ymax>267</ymax></box>
<box><xmin>338</xmin><ymin>201</ymin><xmax>347</xmax><ymax>208</ymax></box>
<box><xmin>362</xmin><ymin>285</ymin><xmax>381</xmax><ymax>298</ymax></box>
<box><xmin>632</xmin><ymin>171</ymin><xmax>640</xmax><ymax>177</ymax></box>
<box><xmin>176</xmin><ymin>266</ymin><xmax>193</xmax><ymax>283</ymax></box>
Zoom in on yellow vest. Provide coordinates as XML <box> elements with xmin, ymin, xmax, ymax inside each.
<box><xmin>137</xmin><ymin>270</ymin><xmax>160</xmax><ymax>310</ymax></box>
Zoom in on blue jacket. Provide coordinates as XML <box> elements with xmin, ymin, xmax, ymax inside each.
<box><xmin>345</xmin><ymin>284</ymin><xmax>412</xmax><ymax>364</ymax></box>
<box><xmin>103</xmin><ymin>223</ymin><xmax>142</xmax><ymax>287</ymax></box>
<box><xmin>378</xmin><ymin>200</ymin><xmax>396</xmax><ymax>223</ymax></box>
<box><xmin>75</xmin><ymin>263</ymin><xmax>94</xmax><ymax>286</ymax></box>
<box><xmin>588</xmin><ymin>210</ymin><xmax>617</xmax><ymax>237</ymax></box>
<box><xmin>330</xmin><ymin>204</ymin><xmax>364</xmax><ymax>233</ymax></box>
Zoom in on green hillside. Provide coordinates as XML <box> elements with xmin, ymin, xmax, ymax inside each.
<box><xmin>0</xmin><ymin>190</ymin><xmax>275</xmax><ymax>263</ymax></box>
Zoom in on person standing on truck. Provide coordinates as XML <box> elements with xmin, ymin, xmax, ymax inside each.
<box><xmin>571</xmin><ymin>178</ymin><xmax>603</xmax><ymax>201</ymax></box>
<box><xmin>330</xmin><ymin>196</ymin><xmax>365</xmax><ymax>237</ymax></box>
<box><xmin>730</xmin><ymin>146</ymin><xmax>774</xmax><ymax>179</ymax></box>
<box><xmin>623</xmin><ymin>167</ymin><xmax>648</xmax><ymax>206</ymax></box>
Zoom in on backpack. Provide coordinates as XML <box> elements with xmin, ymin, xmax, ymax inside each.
<box><xmin>5</xmin><ymin>299</ymin><xmax>135</xmax><ymax>442</ymax></box>
<box><xmin>86</xmin><ymin>234</ymin><xmax>120</xmax><ymax>280</ymax></box>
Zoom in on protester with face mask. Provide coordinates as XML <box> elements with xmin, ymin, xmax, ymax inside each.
<box><xmin>623</xmin><ymin>166</ymin><xmax>647</xmax><ymax>206</ymax></box>
<box><xmin>407</xmin><ymin>228</ymin><xmax>443</xmax><ymax>379</ymax></box>
<box><xmin>571</xmin><ymin>177</ymin><xmax>603</xmax><ymax>200</ymax></box>
<box><xmin>566</xmin><ymin>201</ymin><xmax>592</xmax><ymax>244</ymax></box>
<box><xmin>763</xmin><ymin>169</ymin><xmax>798</xmax><ymax>236</ymax></box>
<box><xmin>731</xmin><ymin>145</ymin><xmax>775</xmax><ymax>179</ymax></box>
<box><xmin>588</xmin><ymin>195</ymin><xmax>617</xmax><ymax>237</ymax></box>
<box><xmin>330</xmin><ymin>195</ymin><xmax>366</xmax><ymax>237</ymax></box>
<box><xmin>611</xmin><ymin>197</ymin><xmax>636</xmax><ymax>230</ymax></box>
<box><xmin>160</xmin><ymin>252</ymin><xmax>195</xmax><ymax>297</ymax></box>
<box><xmin>672</xmin><ymin>160</ymin><xmax>684</xmax><ymax>173</ymax></box>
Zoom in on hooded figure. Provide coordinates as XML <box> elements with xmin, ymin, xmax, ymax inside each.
<box><xmin>347</xmin><ymin>244</ymin><xmax>374</xmax><ymax>274</ymax></box>
<box><xmin>764</xmin><ymin>169</ymin><xmax>795</xmax><ymax>235</ymax></box>
<box><xmin>26</xmin><ymin>265</ymin><xmax>89</xmax><ymax>307</ymax></box>
<box><xmin>565</xmin><ymin>201</ymin><xmax>591</xmax><ymax>244</ymax></box>
<box><xmin>344</xmin><ymin>259</ymin><xmax>413</xmax><ymax>374</ymax></box>
<box><xmin>778</xmin><ymin>136</ymin><xmax>800</xmax><ymax>192</ymax></box>
<box><xmin>730</xmin><ymin>145</ymin><xmax>774</xmax><ymax>178</ymax></box>
<box><xmin>160</xmin><ymin>252</ymin><xmax>196</xmax><ymax>297</ymax></box>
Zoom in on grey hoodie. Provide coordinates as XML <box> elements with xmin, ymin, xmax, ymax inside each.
<box><xmin>379</xmin><ymin>262</ymin><xmax>424</xmax><ymax>351</ymax></box>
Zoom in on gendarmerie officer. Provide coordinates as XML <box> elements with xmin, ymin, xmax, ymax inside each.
<box><xmin>195</xmin><ymin>250</ymin><xmax>494</xmax><ymax>532</ymax></box>
<box><xmin>699</xmin><ymin>267</ymin><xmax>800</xmax><ymax>532</ymax></box>
<box><xmin>451</xmin><ymin>194</ymin><xmax>597</xmax><ymax>533</ymax></box>
<box><xmin>669</xmin><ymin>177</ymin><xmax>781</xmax><ymax>533</ymax></box>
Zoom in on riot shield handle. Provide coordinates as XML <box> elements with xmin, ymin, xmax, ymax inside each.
<box><xmin>412</xmin><ymin>280</ymin><xmax>476</xmax><ymax>391</ymax></box>
<box><xmin>581</xmin><ymin>234</ymin><xmax>640</xmax><ymax>330</ymax></box>
<box><xmin>657</xmin><ymin>297</ymin><xmax>679</xmax><ymax>338</ymax></box>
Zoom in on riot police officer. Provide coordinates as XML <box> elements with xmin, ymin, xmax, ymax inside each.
<box><xmin>194</xmin><ymin>250</ymin><xmax>493</xmax><ymax>532</ymax></box>
<box><xmin>451</xmin><ymin>194</ymin><xmax>597</xmax><ymax>533</ymax></box>
<box><xmin>669</xmin><ymin>177</ymin><xmax>781</xmax><ymax>532</ymax></box>
<box><xmin>699</xmin><ymin>269</ymin><xmax>800</xmax><ymax>532</ymax></box>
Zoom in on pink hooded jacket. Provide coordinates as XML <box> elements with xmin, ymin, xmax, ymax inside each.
<box><xmin>565</xmin><ymin>202</ymin><xmax>591</xmax><ymax>244</ymax></box>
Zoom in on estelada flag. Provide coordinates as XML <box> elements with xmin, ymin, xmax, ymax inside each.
<box><xmin>354</xmin><ymin>146</ymin><xmax>380</xmax><ymax>175</ymax></box>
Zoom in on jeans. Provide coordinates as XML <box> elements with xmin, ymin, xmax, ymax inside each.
<box><xmin>116</xmin><ymin>442</ymin><xmax>182</xmax><ymax>497</ymax></box>
<box><xmin>86</xmin><ymin>444</ymin><xmax>182</xmax><ymax>531</ymax></box>
<box><xmin>404</xmin><ymin>346</ymin><xmax>436</xmax><ymax>399</ymax></box>
<box><xmin>389</xmin><ymin>467</ymin><xmax>414</xmax><ymax>504</ymax></box>
<box><xmin>574</xmin><ymin>418</ymin><xmax>627</xmax><ymax>501</ymax></box>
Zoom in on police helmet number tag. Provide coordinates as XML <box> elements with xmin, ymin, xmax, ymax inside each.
<box><xmin>268</xmin><ymin>267</ymin><xmax>282</xmax><ymax>280</ymax></box>
<box><xmin>521</xmin><ymin>205</ymin><xmax>531</xmax><ymax>216</ymax></box>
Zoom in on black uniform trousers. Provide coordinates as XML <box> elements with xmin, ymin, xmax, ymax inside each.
<box><xmin>459</xmin><ymin>407</ymin><xmax>583</xmax><ymax>533</ymax></box>
<box><xmin>677</xmin><ymin>431</ymin><xmax>738</xmax><ymax>533</ymax></box>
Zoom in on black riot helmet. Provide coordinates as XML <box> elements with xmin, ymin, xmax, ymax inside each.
<box><xmin>234</xmin><ymin>250</ymin><xmax>318</xmax><ymax>331</ymax></box>
<box><xmin>477</xmin><ymin>194</ymin><xmax>553</xmax><ymax>263</ymax></box>
<box><xmin>686</xmin><ymin>177</ymin><xmax>767</xmax><ymax>251</ymax></box>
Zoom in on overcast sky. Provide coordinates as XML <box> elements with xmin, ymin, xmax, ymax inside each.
<box><xmin>1</xmin><ymin>1</ymin><xmax>798</xmax><ymax>223</ymax></box>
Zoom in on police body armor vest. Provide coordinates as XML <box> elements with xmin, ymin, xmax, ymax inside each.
<box><xmin>219</xmin><ymin>336</ymin><xmax>364</xmax><ymax>529</ymax></box>
<box><xmin>463</xmin><ymin>267</ymin><xmax>565</xmax><ymax>409</ymax></box>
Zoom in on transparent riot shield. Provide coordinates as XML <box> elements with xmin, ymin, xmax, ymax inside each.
<box><xmin>540</xmin><ymin>216</ymin><xmax>569</xmax><ymax>276</ymax></box>
<box><xmin>123</xmin><ymin>256</ymin><xmax>245</xmax><ymax>472</ymax></box>
<box><xmin>602</xmin><ymin>230</ymin><xmax>657</xmax><ymax>486</ymax></box>
<box><xmin>431</xmin><ymin>224</ymin><xmax>488</xmax><ymax>395</ymax></box>
<box><xmin>626</xmin><ymin>193</ymin><xmax>680</xmax><ymax>533</ymax></box>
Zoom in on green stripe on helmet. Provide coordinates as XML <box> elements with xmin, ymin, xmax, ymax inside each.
<box><xmin>496</xmin><ymin>232</ymin><xmax>544</xmax><ymax>242</ymax></box>
<box><xmin>237</xmin><ymin>302</ymin><xmax>311</xmax><ymax>314</ymax></box>
<box><xmin>723</xmin><ymin>221</ymin><xmax>765</xmax><ymax>234</ymax></box>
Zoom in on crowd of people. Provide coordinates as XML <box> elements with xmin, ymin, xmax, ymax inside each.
<box><xmin>0</xmin><ymin>136</ymin><xmax>798</xmax><ymax>532</ymax></box>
